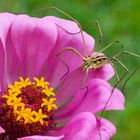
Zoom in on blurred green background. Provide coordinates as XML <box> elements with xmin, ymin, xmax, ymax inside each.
<box><xmin>0</xmin><ymin>0</ymin><xmax>140</xmax><ymax>139</ymax></box>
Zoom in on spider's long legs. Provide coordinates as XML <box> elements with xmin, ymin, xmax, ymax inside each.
<box><xmin>52</xmin><ymin>19</ymin><xmax>103</xmax><ymax>57</ymax></box>
<box><xmin>56</xmin><ymin>54</ymin><xmax>70</xmax><ymax>80</ymax></box>
<box><xmin>89</xmin><ymin>20</ymin><xmax>103</xmax><ymax>55</ymax></box>
<box><xmin>98</xmin><ymin>57</ymin><xmax>128</xmax><ymax>140</ymax></box>
<box><xmin>46</xmin><ymin>6</ymin><xmax>87</xmax><ymax>56</ymax></box>
<box><xmin>57</xmin><ymin>47</ymin><xmax>83</xmax><ymax>59</ymax></box>
<box><xmin>122</xmin><ymin>66</ymin><xmax>140</xmax><ymax>93</ymax></box>
<box><xmin>111</xmin><ymin>57</ymin><xmax>129</xmax><ymax>90</ymax></box>
<box><xmin>55</xmin><ymin>19</ymin><xmax>103</xmax><ymax>57</ymax></box>
<box><xmin>109</xmin><ymin>61</ymin><xmax>120</xmax><ymax>82</ymax></box>
<box><xmin>113</xmin><ymin>51</ymin><xmax>140</xmax><ymax>58</ymax></box>
<box><xmin>99</xmin><ymin>40</ymin><xmax>124</xmax><ymax>53</ymax></box>
<box><xmin>81</xmin><ymin>71</ymin><xmax>89</xmax><ymax>89</ymax></box>
<box><xmin>56</xmin><ymin>47</ymin><xmax>83</xmax><ymax>80</ymax></box>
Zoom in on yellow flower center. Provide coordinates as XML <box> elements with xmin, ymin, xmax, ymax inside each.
<box><xmin>2</xmin><ymin>77</ymin><xmax>57</xmax><ymax>125</ymax></box>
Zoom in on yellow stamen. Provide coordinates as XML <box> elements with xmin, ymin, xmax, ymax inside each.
<box><xmin>35</xmin><ymin>109</ymin><xmax>48</xmax><ymax>125</ymax></box>
<box><xmin>41</xmin><ymin>98</ymin><xmax>57</xmax><ymax>112</ymax></box>
<box><xmin>14</xmin><ymin>107</ymin><xmax>33</xmax><ymax>123</ymax></box>
<box><xmin>34</xmin><ymin>77</ymin><xmax>49</xmax><ymax>88</ymax></box>
<box><xmin>42</xmin><ymin>88</ymin><xmax>55</xmax><ymax>97</ymax></box>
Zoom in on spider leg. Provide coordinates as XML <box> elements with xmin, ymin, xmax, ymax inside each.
<box><xmin>98</xmin><ymin>57</ymin><xmax>128</xmax><ymax>140</ymax></box>
<box><xmin>122</xmin><ymin>65</ymin><xmax>140</xmax><ymax>93</ymax></box>
<box><xmin>99</xmin><ymin>40</ymin><xmax>124</xmax><ymax>53</ymax></box>
<box><xmin>113</xmin><ymin>50</ymin><xmax>140</xmax><ymax>58</ymax></box>
<box><xmin>56</xmin><ymin>54</ymin><xmax>70</xmax><ymax>80</ymax></box>
<box><xmin>56</xmin><ymin>47</ymin><xmax>83</xmax><ymax>80</ymax></box>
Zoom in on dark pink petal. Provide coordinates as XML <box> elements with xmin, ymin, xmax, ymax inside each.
<box><xmin>6</xmin><ymin>14</ymin><xmax>57</xmax><ymax>84</ymax></box>
<box><xmin>18</xmin><ymin>135</ymin><xmax>64</xmax><ymax>140</ymax></box>
<box><xmin>0</xmin><ymin>127</ymin><xmax>5</xmax><ymax>133</ymax></box>
<box><xmin>0</xmin><ymin>13</ymin><xmax>16</xmax><ymax>90</ymax></box>
<box><xmin>55</xmin><ymin>77</ymin><xmax>124</xmax><ymax>122</ymax></box>
<box><xmin>43</xmin><ymin>16</ymin><xmax>95</xmax><ymax>87</ymax></box>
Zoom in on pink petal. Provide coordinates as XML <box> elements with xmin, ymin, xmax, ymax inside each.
<box><xmin>0</xmin><ymin>13</ymin><xmax>16</xmax><ymax>46</ymax></box>
<box><xmin>89</xmin><ymin>117</ymin><xmax>116</xmax><ymax>140</ymax></box>
<box><xmin>55</xmin><ymin>68</ymin><xmax>85</xmax><ymax>105</ymax></box>
<box><xmin>49</xmin><ymin>113</ymin><xmax>115</xmax><ymax>140</ymax></box>
<box><xmin>55</xmin><ymin>112</ymin><xmax>97</xmax><ymax>140</ymax></box>
<box><xmin>0</xmin><ymin>13</ymin><xmax>16</xmax><ymax>90</ymax></box>
<box><xmin>89</xmin><ymin>63</ymin><xmax>115</xmax><ymax>81</ymax></box>
<box><xmin>0</xmin><ymin>39</ymin><xmax>6</xmax><ymax>91</ymax></box>
<box><xmin>55</xmin><ymin>78</ymin><xmax>124</xmax><ymax>122</ymax></box>
<box><xmin>43</xmin><ymin>16</ymin><xmax>95</xmax><ymax>87</ymax></box>
<box><xmin>6</xmin><ymin>14</ymin><xmax>57</xmax><ymax>84</ymax></box>
<box><xmin>45</xmin><ymin>16</ymin><xmax>94</xmax><ymax>56</ymax></box>
<box><xmin>0</xmin><ymin>127</ymin><xmax>5</xmax><ymax>133</ymax></box>
<box><xmin>18</xmin><ymin>135</ymin><xmax>64</xmax><ymax>140</ymax></box>
<box><xmin>90</xmin><ymin>52</ymin><xmax>115</xmax><ymax>81</ymax></box>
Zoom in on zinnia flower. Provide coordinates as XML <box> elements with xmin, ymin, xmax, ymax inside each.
<box><xmin>0</xmin><ymin>13</ymin><xmax>124</xmax><ymax>140</ymax></box>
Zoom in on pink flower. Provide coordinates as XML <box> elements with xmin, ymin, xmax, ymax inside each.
<box><xmin>0</xmin><ymin>13</ymin><xmax>124</xmax><ymax>140</ymax></box>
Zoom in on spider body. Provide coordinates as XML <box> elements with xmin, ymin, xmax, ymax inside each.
<box><xmin>82</xmin><ymin>55</ymin><xmax>109</xmax><ymax>73</ymax></box>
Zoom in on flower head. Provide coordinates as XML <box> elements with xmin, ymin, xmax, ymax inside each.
<box><xmin>0</xmin><ymin>13</ymin><xmax>125</xmax><ymax>140</ymax></box>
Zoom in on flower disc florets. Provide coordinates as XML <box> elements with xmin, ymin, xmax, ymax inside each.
<box><xmin>0</xmin><ymin>77</ymin><xmax>57</xmax><ymax>139</ymax></box>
